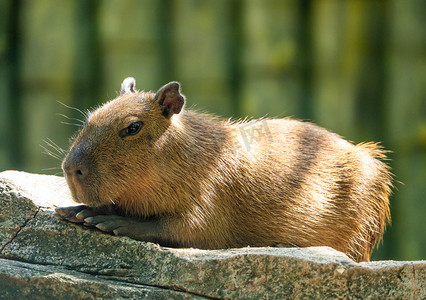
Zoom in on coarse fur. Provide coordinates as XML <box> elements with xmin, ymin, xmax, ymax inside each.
<box><xmin>62</xmin><ymin>78</ymin><xmax>392</xmax><ymax>262</ymax></box>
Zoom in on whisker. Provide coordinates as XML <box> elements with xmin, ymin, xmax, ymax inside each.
<box><xmin>57</xmin><ymin>100</ymin><xmax>89</xmax><ymax>119</ymax></box>
<box><xmin>56</xmin><ymin>113</ymin><xmax>85</xmax><ymax>124</ymax></box>
<box><xmin>60</xmin><ymin>121</ymin><xmax>83</xmax><ymax>127</ymax></box>
<box><xmin>40</xmin><ymin>138</ymin><xmax>67</xmax><ymax>162</ymax></box>
<box><xmin>86</xmin><ymin>109</ymin><xmax>92</xmax><ymax>117</ymax></box>
<box><xmin>40</xmin><ymin>146</ymin><xmax>63</xmax><ymax>161</ymax></box>
<box><xmin>44</xmin><ymin>138</ymin><xmax>66</xmax><ymax>155</ymax></box>
<box><xmin>40</xmin><ymin>145</ymin><xmax>61</xmax><ymax>158</ymax></box>
<box><xmin>42</xmin><ymin>167</ymin><xmax>61</xmax><ymax>171</ymax></box>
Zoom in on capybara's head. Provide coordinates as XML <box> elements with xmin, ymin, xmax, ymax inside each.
<box><xmin>62</xmin><ymin>77</ymin><xmax>185</xmax><ymax>207</ymax></box>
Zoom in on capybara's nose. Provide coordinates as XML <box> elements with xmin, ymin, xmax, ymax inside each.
<box><xmin>62</xmin><ymin>145</ymin><xmax>90</xmax><ymax>182</ymax></box>
<box><xmin>63</xmin><ymin>161</ymin><xmax>89</xmax><ymax>182</ymax></box>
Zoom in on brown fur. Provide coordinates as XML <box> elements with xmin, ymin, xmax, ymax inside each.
<box><xmin>62</xmin><ymin>79</ymin><xmax>392</xmax><ymax>262</ymax></box>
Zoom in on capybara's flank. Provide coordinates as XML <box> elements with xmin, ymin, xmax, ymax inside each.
<box><xmin>56</xmin><ymin>77</ymin><xmax>392</xmax><ymax>262</ymax></box>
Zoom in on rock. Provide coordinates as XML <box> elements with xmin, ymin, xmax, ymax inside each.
<box><xmin>0</xmin><ymin>170</ymin><xmax>425</xmax><ymax>299</ymax></box>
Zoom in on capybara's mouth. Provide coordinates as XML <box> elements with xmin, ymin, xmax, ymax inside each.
<box><xmin>64</xmin><ymin>175</ymin><xmax>105</xmax><ymax>207</ymax></box>
<box><xmin>70</xmin><ymin>192</ymin><xmax>106</xmax><ymax>208</ymax></box>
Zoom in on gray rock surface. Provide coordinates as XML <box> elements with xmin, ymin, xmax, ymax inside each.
<box><xmin>0</xmin><ymin>170</ymin><xmax>425</xmax><ymax>299</ymax></box>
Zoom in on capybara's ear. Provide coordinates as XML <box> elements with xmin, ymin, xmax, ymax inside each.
<box><xmin>154</xmin><ymin>82</ymin><xmax>185</xmax><ymax>118</ymax></box>
<box><xmin>120</xmin><ymin>77</ymin><xmax>136</xmax><ymax>95</ymax></box>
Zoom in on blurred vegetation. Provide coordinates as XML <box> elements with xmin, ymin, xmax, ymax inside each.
<box><xmin>0</xmin><ymin>0</ymin><xmax>425</xmax><ymax>261</ymax></box>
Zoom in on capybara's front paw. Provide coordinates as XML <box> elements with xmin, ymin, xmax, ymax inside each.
<box><xmin>54</xmin><ymin>205</ymin><xmax>88</xmax><ymax>223</ymax></box>
<box><xmin>54</xmin><ymin>205</ymin><xmax>116</xmax><ymax>224</ymax></box>
<box><xmin>83</xmin><ymin>215</ymin><xmax>164</xmax><ymax>242</ymax></box>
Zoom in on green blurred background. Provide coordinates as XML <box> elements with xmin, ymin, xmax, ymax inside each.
<box><xmin>0</xmin><ymin>0</ymin><xmax>425</xmax><ymax>261</ymax></box>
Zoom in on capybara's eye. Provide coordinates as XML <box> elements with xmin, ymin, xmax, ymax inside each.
<box><xmin>127</xmin><ymin>122</ymin><xmax>142</xmax><ymax>135</ymax></box>
<box><xmin>119</xmin><ymin>121</ymin><xmax>143</xmax><ymax>138</ymax></box>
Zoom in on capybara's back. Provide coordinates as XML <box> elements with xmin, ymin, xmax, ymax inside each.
<box><xmin>208</xmin><ymin>118</ymin><xmax>392</xmax><ymax>262</ymax></box>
